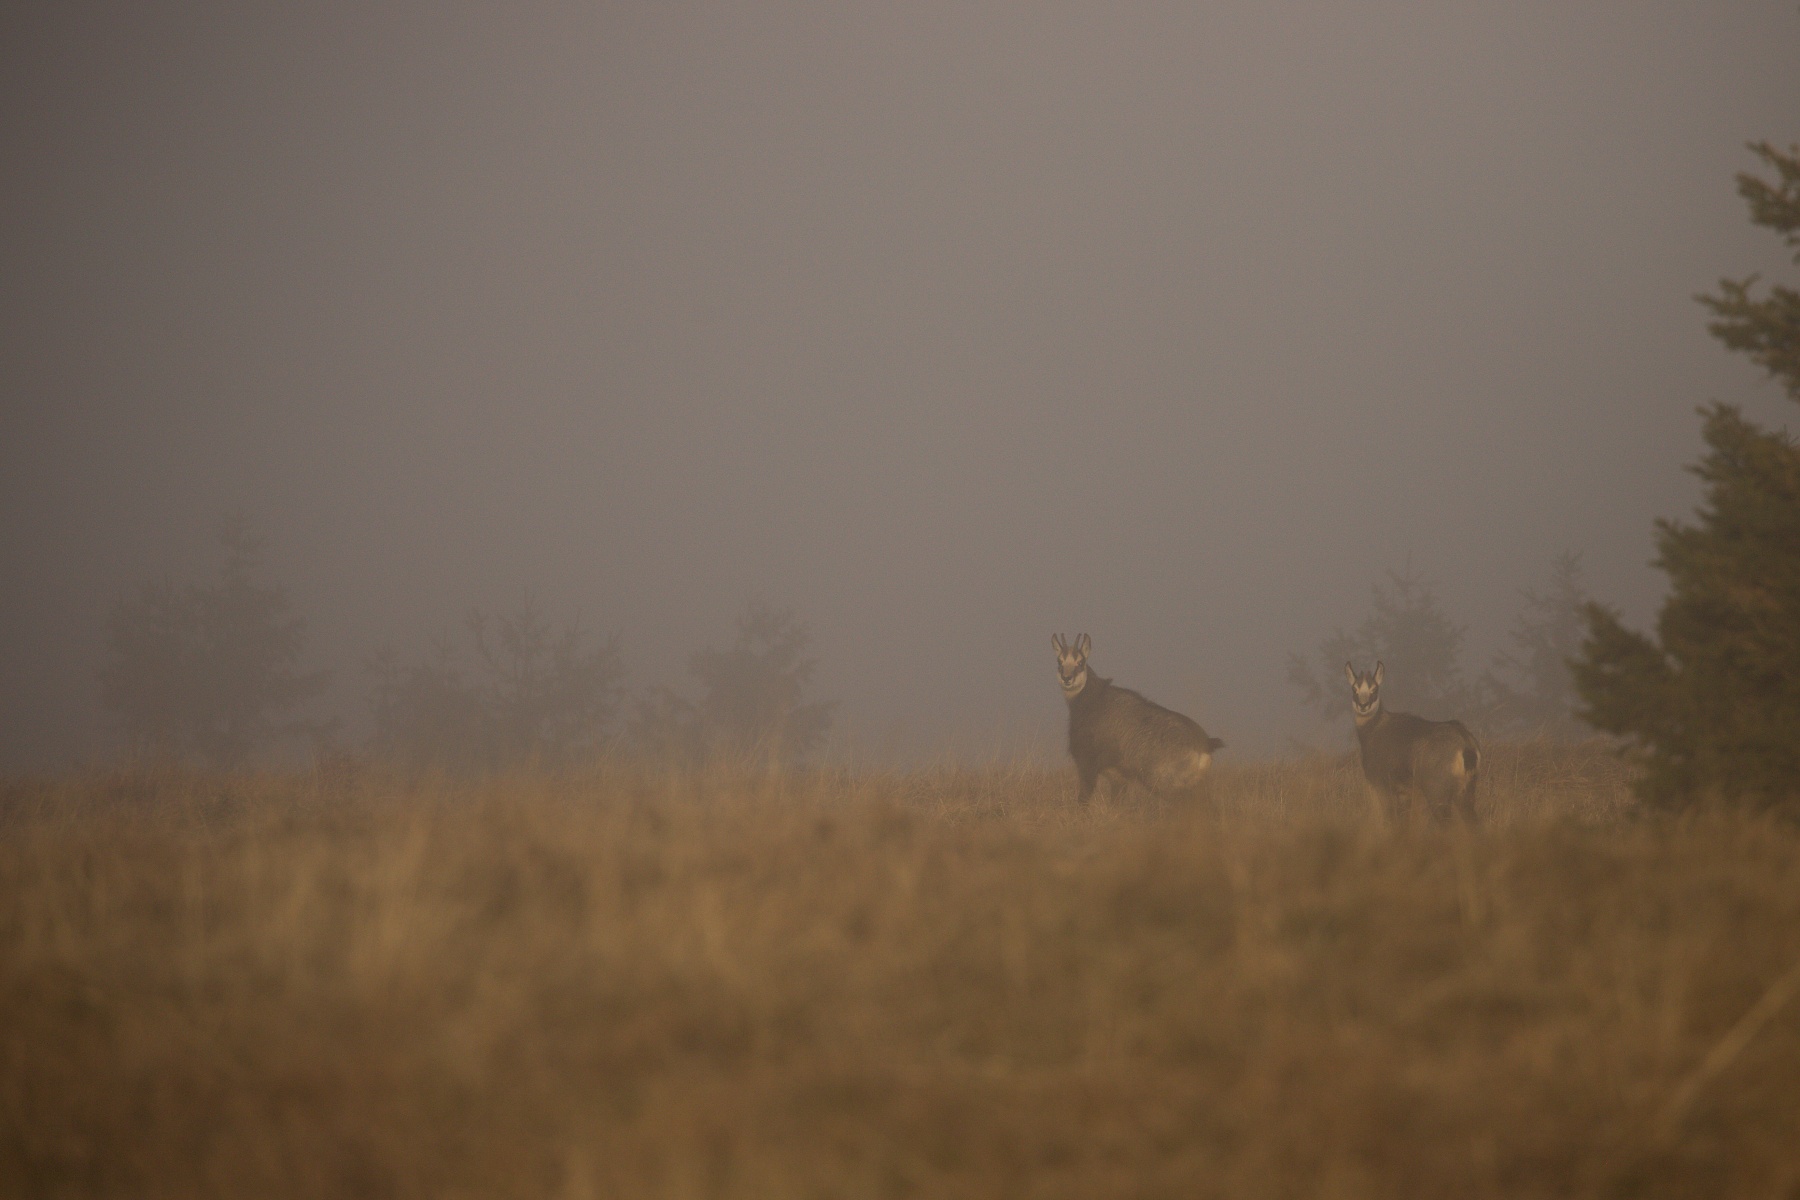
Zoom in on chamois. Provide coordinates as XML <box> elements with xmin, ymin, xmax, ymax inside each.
<box><xmin>1345</xmin><ymin>661</ymin><xmax>1481</xmax><ymax>823</ymax></box>
<box><xmin>1052</xmin><ymin>633</ymin><xmax>1223</xmax><ymax>806</ymax></box>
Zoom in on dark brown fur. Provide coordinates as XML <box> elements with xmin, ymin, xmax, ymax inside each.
<box><xmin>1347</xmin><ymin>662</ymin><xmax>1481</xmax><ymax>823</ymax></box>
<box><xmin>1055</xmin><ymin>634</ymin><xmax>1223</xmax><ymax>806</ymax></box>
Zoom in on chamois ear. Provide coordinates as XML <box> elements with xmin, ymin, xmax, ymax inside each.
<box><xmin>1373</xmin><ymin>661</ymin><xmax>1385</xmax><ymax>686</ymax></box>
<box><xmin>1345</xmin><ymin>661</ymin><xmax>1357</xmax><ymax>687</ymax></box>
<box><xmin>1051</xmin><ymin>633</ymin><xmax>1066</xmax><ymax>654</ymax></box>
<box><xmin>1075</xmin><ymin>633</ymin><xmax>1090</xmax><ymax>658</ymax></box>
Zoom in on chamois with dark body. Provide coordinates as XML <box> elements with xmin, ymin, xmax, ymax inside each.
<box><xmin>1052</xmin><ymin>633</ymin><xmax>1223</xmax><ymax>805</ymax></box>
<box><xmin>1346</xmin><ymin>661</ymin><xmax>1481</xmax><ymax>822</ymax></box>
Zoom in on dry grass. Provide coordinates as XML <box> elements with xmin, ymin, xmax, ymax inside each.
<box><xmin>3</xmin><ymin>744</ymin><xmax>1799</xmax><ymax>1199</ymax></box>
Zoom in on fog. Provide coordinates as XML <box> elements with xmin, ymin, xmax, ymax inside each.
<box><xmin>2</xmin><ymin>2</ymin><xmax>1795</xmax><ymax>770</ymax></box>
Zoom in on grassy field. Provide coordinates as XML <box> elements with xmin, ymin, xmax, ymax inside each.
<box><xmin>3</xmin><ymin>743</ymin><xmax>1799</xmax><ymax>1199</ymax></box>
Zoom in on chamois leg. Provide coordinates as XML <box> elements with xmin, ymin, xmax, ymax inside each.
<box><xmin>1076</xmin><ymin>762</ymin><xmax>1100</xmax><ymax>806</ymax></box>
<box><xmin>1157</xmin><ymin>759</ymin><xmax>1214</xmax><ymax>814</ymax></box>
<box><xmin>1452</xmin><ymin>777</ymin><xmax>1479</xmax><ymax>827</ymax></box>
<box><xmin>1173</xmin><ymin>779</ymin><xmax>1217</xmax><ymax>818</ymax></box>
<box><xmin>1361</xmin><ymin>779</ymin><xmax>1394</xmax><ymax>829</ymax></box>
<box><xmin>1420</xmin><ymin>765</ymin><xmax>1476</xmax><ymax>826</ymax></box>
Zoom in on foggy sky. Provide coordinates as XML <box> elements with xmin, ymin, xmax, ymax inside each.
<box><xmin>2</xmin><ymin>2</ymin><xmax>1796</xmax><ymax>770</ymax></box>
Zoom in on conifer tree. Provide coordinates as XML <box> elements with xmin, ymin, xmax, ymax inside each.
<box><xmin>1574</xmin><ymin>142</ymin><xmax>1800</xmax><ymax>810</ymax></box>
<box><xmin>1484</xmin><ymin>552</ymin><xmax>1591</xmax><ymax>739</ymax></box>
<box><xmin>625</xmin><ymin>603</ymin><xmax>835</xmax><ymax>769</ymax></box>
<box><xmin>1289</xmin><ymin>562</ymin><xmax>1474</xmax><ymax>724</ymax></box>
<box><xmin>366</xmin><ymin>600</ymin><xmax>622</xmax><ymax>772</ymax></box>
<box><xmin>689</xmin><ymin>601</ymin><xmax>835</xmax><ymax>767</ymax></box>
<box><xmin>100</xmin><ymin>517</ymin><xmax>329</xmax><ymax>765</ymax></box>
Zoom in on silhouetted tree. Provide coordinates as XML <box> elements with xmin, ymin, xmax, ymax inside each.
<box><xmin>100</xmin><ymin>517</ymin><xmax>330</xmax><ymax>766</ymax></box>
<box><xmin>628</xmin><ymin>601</ymin><xmax>834</xmax><ymax>767</ymax></box>
<box><xmin>1575</xmin><ymin>142</ymin><xmax>1800</xmax><ymax>811</ymax></box>
<box><xmin>1482</xmin><ymin>552</ymin><xmax>1592</xmax><ymax>739</ymax></box>
<box><xmin>692</xmin><ymin>601</ymin><xmax>836</xmax><ymax>766</ymax></box>
<box><xmin>367</xmin><ymin>600</ymin><xmax>623</xmax><ymax>771</ymax></box>
<box><xmin>625</xmin><ymin>686</ymin><xmax>706</xmax><ymax>767</ymax></box>
<box><xmin>364</xmin><ymin>642</ymin><xmax>490</xmax><ymax>773</ymax></box>
<box><xmin>1701</xmin><ymin>142</ymin><xmax>1800</xmax><ymax>402</ymax></box>
<box><xmin>1289</xmin><ymin>562</ymin><xmax>1474</xmax><ymax>725</ymax></box>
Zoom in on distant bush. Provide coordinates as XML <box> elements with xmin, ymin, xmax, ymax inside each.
<box><xmin>99</xmin><ymin>517</ymin><xmax>329</xmax><ymax>766</ymax></box>
<box><xmin>366</xmin><ymin>601</ymin><xmax>623</xmax><ymax>772</ymax></box>
<box><xmin>1480</xmin><ymin>552</ymin><xmax>1592</xmax><ymax>740</ymax></box>
<box><xmin>628</xmin><ymin>601</ymin><xmax>835</xmax><ymax>768</ymax></box>
<box><xmin>1288</xmin><ymin>562</ymin><xmax>1477</xmax><ymax>723</ymax></box>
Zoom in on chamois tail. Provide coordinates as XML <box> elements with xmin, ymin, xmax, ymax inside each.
<box><xmin>1453</xmin><ymin>745</ymin><xmax>1480</xmax><ymax>778</ymax></box>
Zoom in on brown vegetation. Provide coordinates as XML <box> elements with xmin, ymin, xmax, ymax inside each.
<box><xmin>3</xmin><ymin>744</ymin><xmax>1798</xmax><ymax>1198</ymax></box>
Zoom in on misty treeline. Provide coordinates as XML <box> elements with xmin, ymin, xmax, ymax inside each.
<box><xmin>1287</xmin><ymin>553</ymin><xmax>1590</xmax><ymax>741</ymax></box>
<box><xmin>97</xmin><ymin>141</ymin><xmax>1800</xmax><ymax>813</ymax></box>
<box><xmin>101</xmin><ymin>528</ymin><xmax>834</xmax><ymax>772</ymax></box>
<box><xmin>365</xmin><ymin>598</ymin><xmax>833</xmax><ymax>772</ymax></box>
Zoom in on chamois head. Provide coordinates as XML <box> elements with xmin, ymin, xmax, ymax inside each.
<box><xmin>1345</xmin><ymin>660</ymin><xmax>1384</xmax><ymax>720</ymax></box>
<box><xmin>1051</xmin><ymin>633</ymin><xmax>1091</xmax><ymax>698</ymax></box>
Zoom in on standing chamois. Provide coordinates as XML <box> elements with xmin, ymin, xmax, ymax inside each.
<box><xmin>1345</xmin><ymin>661</ymin><xmax>1481</xmax><ymax>823</ymax></box>
<box><xmin>1052</xmin><ymin>633</ymin><xmax>1224</xmax><ymax>806</ymax></box>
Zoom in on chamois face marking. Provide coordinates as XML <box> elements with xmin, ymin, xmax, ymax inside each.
<box><xmin>1345</xmin><ymin>660</ymin><xmax>1384</xmax><ymax>721</ymax></box>
<box><xmin>1052</xmin><ymin>633</ymin><xmax>1091</xmax><ymax>698</ymax></box>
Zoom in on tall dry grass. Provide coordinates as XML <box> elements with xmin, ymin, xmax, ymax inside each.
<box><xmin>2</xmin><ymin>744</ymin><xmax>1798</xmax><ymax>1198</ymax></box>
